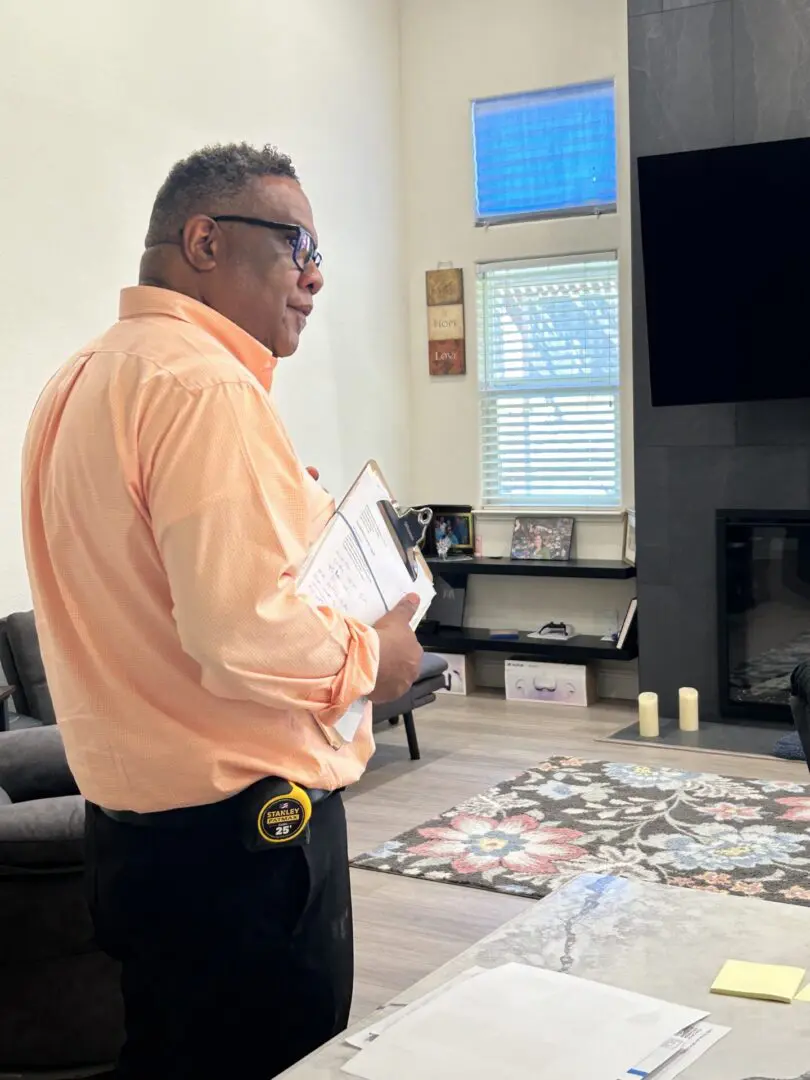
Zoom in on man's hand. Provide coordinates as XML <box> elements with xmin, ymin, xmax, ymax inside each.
<box><xmin>369</xmin><ymin>595</ymin><xmax>424</xmax><ymax>704</ymax></box>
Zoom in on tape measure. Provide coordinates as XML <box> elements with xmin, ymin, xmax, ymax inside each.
<box><xmin>241</xmin><ymin>778</ymin><xmax>313</xmax><ymax>851</ymax></box>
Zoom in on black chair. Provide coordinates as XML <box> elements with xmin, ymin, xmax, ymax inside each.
<box><xmin>790</xmin><ymin>661</ymin><xmax>810</xmax><ymax>773</ymax></box>
<box><xmin>0</xmin><ymin>612</ymin><xmax>55</xmax><ymax>731</ymax></box>
<box><xmin>371</xmin><ymin>653</ymin><xmax>448</xmax><ymax>760</ymax></box>
<box><xmin>0</xmin><ymin>726</ymin><xmax>124</xmax><ymax>1076</ymax></box>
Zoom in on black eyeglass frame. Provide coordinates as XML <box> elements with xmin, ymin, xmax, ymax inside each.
<box><xmin>210</xmin><ymin>214</ymin><xmax>322</xmax><ymax>271</ymax></box>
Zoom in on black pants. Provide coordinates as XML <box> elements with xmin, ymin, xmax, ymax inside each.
<box><xmin>85</xmin><ymin>792</ymin><xmax>353</xmax><ymax>1079</ymax></box>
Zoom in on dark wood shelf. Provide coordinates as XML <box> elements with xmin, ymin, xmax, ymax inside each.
<box><xmin>426</xmin><ymin>557</ymin><xmax>635</xmax><ymax>580</ymax></box>
<box><xmin>417</xmin><ymin>626</ymin><xmax>638</xmax><ymax>663</ymax></box>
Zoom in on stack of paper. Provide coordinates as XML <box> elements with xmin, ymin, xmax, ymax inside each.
<box><xmin>621</xmin><ymin>1021</ymin><xmax>728</xmax><ymax>1080</ymax></box>
<box><xmin>341</xmin><ymin>964</ymin><xmax>728</xmax><ymax>1080</ymax></box>
<box><xmin>297</xmin><ymin>463</ymin><xmax>435</xmax><ymax>743</ymax></box>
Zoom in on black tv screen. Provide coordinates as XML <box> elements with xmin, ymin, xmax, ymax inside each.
<box><xmin>638</xmin><ymin>137</ymin><xmax>810</xmax><ymax>407</ymax></box>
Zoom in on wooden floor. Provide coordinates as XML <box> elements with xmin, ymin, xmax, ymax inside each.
<box><xmin>345</xmin><ymin>692</ymin><xmax>809</xmax><ymax>1019</ymax></box>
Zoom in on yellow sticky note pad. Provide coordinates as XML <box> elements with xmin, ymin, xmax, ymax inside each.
<box><xmin>711</xmin><ymin>960</ymin><xmax>806</xmax><ymax>1003</ymax></box>
<box><xmin>795</xmin><ymin>984</ymin><xmax>810</xmax><ymax>1002</ymax></box>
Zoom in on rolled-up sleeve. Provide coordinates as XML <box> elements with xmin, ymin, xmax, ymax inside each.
<box><xmin>141</xmin><ymin>378</ymin><xmax>379</xmax><ymax>726</ymax></box>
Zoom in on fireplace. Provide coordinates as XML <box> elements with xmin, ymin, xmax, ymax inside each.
<box><xmin>717</xmin><ymin>511</ymin><xmax>810</xmax><ymax>722</ymax></box>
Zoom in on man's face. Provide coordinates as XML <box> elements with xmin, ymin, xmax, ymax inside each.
<box><xmin>200</xmin><ymin>176</ymin><xmax>323</xmax><ymax>357</ymax></box>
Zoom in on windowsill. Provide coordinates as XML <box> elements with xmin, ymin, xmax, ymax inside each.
<box><xmin>474</xmin><ymin>508</ymin><xmax>626</xmax><ymax>521</ymax></box>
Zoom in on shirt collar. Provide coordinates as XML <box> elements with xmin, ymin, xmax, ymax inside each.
<box><xmin>119</xmin><ymin>285</ymin><xmax>277</xmax><ymax>391</ymax></box>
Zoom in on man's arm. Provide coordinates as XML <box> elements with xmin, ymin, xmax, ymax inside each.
<box><xmin>141</xmin><ymin>379</ymin><xmax>379</xmax><ymax>726</ymax></box>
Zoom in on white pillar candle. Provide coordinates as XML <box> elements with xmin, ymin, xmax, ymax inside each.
<box><xmin>679</xmin><ymin>687</ymin><xmax>700</xmax><ymax>732</ymax></box>
<box><xmin>638</xmin><ymin>692</ymin><xmax>659</xmax><ymax>738</ymax></box>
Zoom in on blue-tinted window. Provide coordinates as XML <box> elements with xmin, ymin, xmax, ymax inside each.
<box><xmin>472</xmin><ymin>81</ymin><xmax>617</xmax><ymax>224</ymax></box>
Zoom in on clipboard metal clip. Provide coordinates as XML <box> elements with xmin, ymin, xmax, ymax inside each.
<box><xmin>377</xmin><ymin>501</ymin><xmax>433</xmax><ymax>581</ymax></box>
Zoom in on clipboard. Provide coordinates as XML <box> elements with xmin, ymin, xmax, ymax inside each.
<box><xmin>297</xmin><ymin>461</ymin><xmax>435</xmax><ymax>748</ymax></box>
<box><xmin>298</xmin><ymin>460</ymin><xmax>434</xmax><ymax>619</ymax></box>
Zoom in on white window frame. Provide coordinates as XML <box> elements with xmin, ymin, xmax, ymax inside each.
<box><xmin>477</xmin><ymin>253</ymin><xmax>622</xmax><ymax>512</ymax></box>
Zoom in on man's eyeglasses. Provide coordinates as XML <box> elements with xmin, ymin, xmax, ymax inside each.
<box><xmin>211</xmin><ymin>214</ymin><xmax>322</xmax><ymax>272</ymax></box>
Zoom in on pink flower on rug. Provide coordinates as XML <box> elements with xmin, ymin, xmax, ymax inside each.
<box><xmin>730</xmin><ymin>881</ymin><xmax>765</xmax><ymax>896</ymax></box>
<box><xmin>700</xmin><ymin>803</ymin><xmax>762</xmax><ymax>821</ymax></box>
<box><xmin>781</xmin><ymin>885</ymin><xmax>810</xmax><ymax>902</ymax></box>
<box><xmin>776</xmin><ymin>797</ymin><xmax>810</xmax><ymax>822</ymax></box>
<box><xmin>408</xmin><ymin>813</ymin><xmax>586</xmax><ymax>876</ymax></box>
<box><xmin>699</xmin><ymin>872</ymin><xmax>732</xmax><ymax>886</ymax></box>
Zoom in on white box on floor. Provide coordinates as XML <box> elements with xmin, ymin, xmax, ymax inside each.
<box><xmin>429</xmin><ymin>652</ymin><xmax>474</xmax><ymax>696</ymax></box>
<box><xmin>504</xmin><ymin>658</ymin><xmax>595</xmax><ymax>706</ymax></box>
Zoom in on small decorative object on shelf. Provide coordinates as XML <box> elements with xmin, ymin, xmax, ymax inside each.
<box><xmin>511</xmin><ymin>516</ymin><xmax>574</xmax><ymax>561</ymax></box>
<box><xmin>638</xmin><ymin>691</ymin><xmax>659</xmax><ymax>738</ymax></box>
<box><xmin>436</xmin><ymin>535</ymin><xmax>452</xmax><ymax>560</ymax></box>
<box><xmin>623</xmin><ymin>508</ymin><xmax>636</xmax><ymax>566</ymax></box>
<box><xmin>679</xmin><ymin>686</ymin><xmax>700</xmax><ymax>731</ymax></box>
<box><xmin>424</xmin><ymin>504</ymin><xmax>474</xmax><ymax>557</ymax></box>
<box><xmin>528</xmin><ymin>621</ymin><xmax>577</xmax><ymax>641</ymax></box>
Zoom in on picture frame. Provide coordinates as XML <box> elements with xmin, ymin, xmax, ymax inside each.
<box><xmin>424</xmin><ymin>505</ymin><xmax>475</xmax><ymax>556</ymax></box>
<box><xmin>623</xmin><ymin>509</ymin><xmax>636</xmax><ymax>566</ymax></box>
<box><xmin>510</xmin><ymin>517</ymin><xmax>574</xmax><ymax>561</ymax></box>
<box><xmin>616</xmin><ymin>597</ymin><xmax>638</xmax><ymax>650</ymax></box>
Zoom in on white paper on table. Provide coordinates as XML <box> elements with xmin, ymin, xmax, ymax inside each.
<box><xmin>341</xmin><ymin>963</ymin><xmax>708</xmax><ymax>1080</ymax></box>
<box><xmin>297</xmin><ymin>463</ymin><xmax>435</xmax><ymax>744</ymax></box>
<box><xmin>345</xmin><ymin>967</ymin><xmax>486</xmax><ymax>1050</ymax></box>
<box><xmin>622</xmin><ymin>1021</ymin><xmax>708</xmax><ymax>1078</ymax></box>
<box><xmin>622</xmin><ymin>1022</ymin><xmax>729</xmax><ymax>1080</ymax></box>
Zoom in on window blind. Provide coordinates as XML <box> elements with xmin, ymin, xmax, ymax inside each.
<box><xmin>478</xmin><ymin>256</ymin><xmax>621</xmax><ymax>509</ymax></box>
<box><xmin>472</xmin><ymin>81</ymin><xmax>617</xmax><ymax>224</ymax></box>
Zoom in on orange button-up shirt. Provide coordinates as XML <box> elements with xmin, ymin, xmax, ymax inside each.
<box><xmin>22</xmin><ymin>286</ymin><xmax>379</xmax><ymax>812</ymax></box>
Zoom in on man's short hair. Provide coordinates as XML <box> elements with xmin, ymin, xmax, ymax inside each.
<box><xmin>145</xmin><ymin>142</ymin><xmax>298</xmax><ymax>247</ymax></box>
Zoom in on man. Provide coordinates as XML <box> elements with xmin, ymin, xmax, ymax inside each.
<box><xmin>22</xmin><ymin>143</ymin><xmax>423</xmax><ymax>1079</ymax></box>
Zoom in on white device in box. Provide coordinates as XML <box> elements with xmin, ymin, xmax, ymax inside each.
<box><xmin>505</xmin><ymin>658</ymin><xmax>595</xmax><ymax>707</ymax></box>
<box><xmin>430</xmin><ymin>652</ymin><xmax>474</xmax><ymax>696</ymax></box>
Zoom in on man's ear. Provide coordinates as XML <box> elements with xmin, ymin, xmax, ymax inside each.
<box><xmin>181</xmin><ymin>215</ymin><xmax>218</xmax><ymax>273</ymax></box>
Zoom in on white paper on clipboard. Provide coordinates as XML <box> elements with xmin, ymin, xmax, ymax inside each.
<box><xmin>297</xmin><ymin>462</ymin><xmax>435</xmax><ymax>745</ymax></box>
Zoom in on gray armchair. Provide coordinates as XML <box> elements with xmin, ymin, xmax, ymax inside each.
<box><xmin>372</xmin><ymin>653</ymin><xmax>448</xmax><ymax>760</ymax></box>
<box><xmin>0</xmin><ymin>612</ymin><xmax>55</xmax><ymax>731</ymax></box>
<box><xmin>0</xmin><ymin>726</ymin><xmax>124</xmax><ymax>1075</ymax></box>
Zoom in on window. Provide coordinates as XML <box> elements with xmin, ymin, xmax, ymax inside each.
<box><xmin>472</xmin><ymin>81</ymin><xmax>616</xmax><ymax>225</ymax></box>
<box><xmin>478</xmin><ymin>255</ymin><xmax>620</xmax><ymax>510</ymax></box>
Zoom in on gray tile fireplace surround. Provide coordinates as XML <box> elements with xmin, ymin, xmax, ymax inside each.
<box><xmin>629</xmin><ymin>0</ymin><xmax>810</xmax><ymax>720</ymax></box>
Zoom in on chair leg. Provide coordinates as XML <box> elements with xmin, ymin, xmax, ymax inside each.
<box><xmin>388</xmin><ymin>716</ymin><xmax>400</xmax><ymax>726</ymax></box>
<box><xmin>403</xmin><ymin>711</ymin><xmax>420</xmax><ymax>761</ymax></box>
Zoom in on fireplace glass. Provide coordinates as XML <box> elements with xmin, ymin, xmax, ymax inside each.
<box><xmin>719</xmin><ymin>512</ymin><xmax>810</xmax><ymax>719</ymax></box>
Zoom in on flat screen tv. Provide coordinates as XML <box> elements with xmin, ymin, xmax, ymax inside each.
<box><xmin>638</xmin><ymin>137</ymin><xmax>810</xmax><ymax>407</ymax></box>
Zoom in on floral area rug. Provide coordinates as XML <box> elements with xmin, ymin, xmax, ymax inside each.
<box><xmin>351</xmin><ymin>758</ymin><xmax>810</xmax><ymax>905</ymax></box>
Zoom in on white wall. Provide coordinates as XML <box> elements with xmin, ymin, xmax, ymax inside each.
<box><xmin>400</xmin><ymin>0</ymin><xmax>636</xmax><ymax>697</ymax></box>
<box><xmin>0</xmin><ymin>0</ymin><xmax>407</xmax><ymax>613</ymax></box>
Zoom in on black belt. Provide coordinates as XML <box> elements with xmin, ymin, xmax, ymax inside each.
<box><xmin>99</xmin><ymin>780</ymin><xmax>338</xmax><ymax>851</ymax></box>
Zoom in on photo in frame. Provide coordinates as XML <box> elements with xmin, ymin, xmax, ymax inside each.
<box><xmin>423</xmin><ymin>505</ymin><xmax>475</xmax><ymax>556</ymax></box>
<box><xmin>623</xmin><ymin>509</ymin><xmax>636</xmax><ymax>566</ymax></box>
<box><xmin>511</xmin><ymin>517</ymin><xmax>574</xmax><ymax>561</ymax></box>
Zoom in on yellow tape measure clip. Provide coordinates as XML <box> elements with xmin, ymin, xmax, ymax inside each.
<box><xmin>256</xmin><ymin>782</ymin><xmax>312</xmax><ymax>845</ymax></box>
